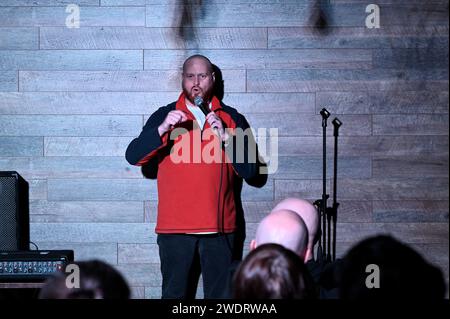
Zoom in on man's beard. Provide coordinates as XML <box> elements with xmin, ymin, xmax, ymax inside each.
<box><xmin>183</xmin><ymin>85</ymin><xmax>213</xmax><ymax>105</ymax></box>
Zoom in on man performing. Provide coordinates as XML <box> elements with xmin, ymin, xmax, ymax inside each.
<box><xmin>125</xmin><ymin>55</ymin><xmax>259</xmax><ymax>299</ymax></box>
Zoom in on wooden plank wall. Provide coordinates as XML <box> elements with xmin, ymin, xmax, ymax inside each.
<box><xmin>0</xmin><ymin>0</ymin><xmax>448</xmax><ymax>298</ymax></box>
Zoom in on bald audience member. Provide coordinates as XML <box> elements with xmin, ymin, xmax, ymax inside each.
<box><xmin>250</xmin><ymin>209</ymin><xmax>309</xmax><ymax>260</ymax></box>
<box><xmin>271</xmin><ymin>197</ymin><xmax>338</xmax><ymax>298</ymax></box>
<box><xmin>271</xmin><ymin>198</ymin><xmax>319</xmax><ymax>262</ymax></box>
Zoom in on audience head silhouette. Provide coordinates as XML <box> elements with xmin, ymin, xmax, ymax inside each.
<box><xmin>38</xmin><ymin>260</ymin><xmax>130</xmax><ymax>299</ymax></box>
<box><xmin>338</xmin><ymin>235</ymin><xmax>446</xmax><ymax>299</ymax></box>
<box><xmin>233</xmin><ymin>243</ymin><xmax>316</xmax><ymax>299</ymax></box>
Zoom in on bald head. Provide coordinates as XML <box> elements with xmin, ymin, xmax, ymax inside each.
<box><xmin>182</xmin><ymin>54</ymin><xmax>214</xmax><ymax>74</ymax></box>
<box><xmin>272</xmin><ymin>198</ymin><xmax>319</xmax><ymax>261</ymax></box>
<box><xmin>252</xmin><ymin>209</ymin><xmax>308</xmax><ymax>260</ymax></box>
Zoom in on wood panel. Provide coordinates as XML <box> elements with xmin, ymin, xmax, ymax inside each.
<box><xmin>47</xmin><ymin>178</ymin><xmax>158</xmax><ymax>201</ymax></box>
<box><xmin>30</xmin><ymin>222</ymin><xmax>156</xmax><ymax>243</ymax></box>
<box><xmin>268</xmin><ymin>26</ymin><xmax>449</xmax><ymax>49</ymax></box>
<box><xmin>332</xmin><ymin>222</ymin><xmax>448</xmax><ymax>244</ymax></box>
<box><xmin>316</xmin><ymin>91</ymin><xmax>371</xmax><ymax>114</ymax></box>
<box><xmin>115</xmin><ymin>263</ymin><xmax>161</xmax><ymax>286</ymax></box>
<box><xmin>373</xmin><ymin>114</ymin><xmax>449</xmax><ymax>135</ymax></box>
<box><xmin>0</xmin><ymin>6</ymin><xmax>144</xmax><ymax>27</ymax></box>
<box><xmin>247</xmin><ymin>69</ymin><xmax>449</xmax><ymax>92</ymax></box>
<box><xmin>378</xmin><ymin>3</ymin><xmax>449</xmax><ymax>27</ymax></box>
<box><xmin>369</xmin><ymin>91</ymin><xmax>449</xmax><ymax>114</ymax></box>
<box><xmin>30</xmin><ymin>200</ymin><xmax>144</xmax><ymax>222</ymax></box>
<box><xmin>0</xmin><ymin>115</ymin><xmax>141</xmax><ymax>136</ymax></box>
<box><xmin>144</xmin><ymin>286</ymin><xmax>162</xmax><ymax>300</ymax></box>
<box><xmin>40</xmin><ymin>27</ymin><xmax>267</xmax><ymax>49</ymax></box>
<box><xmin>276</xmin><ymin>136</ymin><xmax>448</xmax><ymax>157</ymax></box>
<box><xmin>374</xmin><ymin>48</ymin><xmax>449</xmax><ymax>69</ymax></box>
<box><xmin>317</xmin><ymin>91</ymin><xmax>449</xmax><ymax>115</ymax></box>
<box><xmin>0</xmin><ymin>71</ymin><xmax>17</xmax><ymax>91</ymax></box>
<box><xmin>0</xmin><ymin>156</ymin><xmax>141</xmax><ymax>179</ymax></box>
<box><xmin>0</xmin><ymin>137</ymin><xmax>43</xmax><ymax>156</ymax></box>
<box><xmin>242</xmin><ymin>113</ymin><xmax>371</xmax><ymax>136</ymax></box>
<box><xmin>29</xmin><ymin>179</ymin><xmax>48</xmax><ymax>200</ymax></box>
<box><xmin>241</xmin><ymin>179</ymin><xmax>274</xmax><ymax>202</ymax></box>
<box><xmin>240</xmin><ymin>202</ymin><xmax>274</xmax><ymax>223</ymax></box>
<box><xmin>275</xmin><ymin>178</ymin><xmax>449</xmax><ymax>201</ymax></box>
<box><xmin>0</xmin><ymin>50</ymin><xmax>142</xmax><ymax>71</ymax></box>
<box><xmin>44</xmin><ymin>137</ymin><xmax>132</xmax><ymax>156</ymax></box>
<box><xmin>145</xmin><ymin>0</ymin><xmax>320</xmax><ymax>3</ymax></box>
<box><xmin>373</xmin><ymin>200</ymin><xmax>449</xmax><ymax>223</ymax></box>
<box><xmin>102</xmin><ymin>0</ymin><xmax>144</xmax><ymax>5</ymax></box>
<box><xmin>373</xmin><ymin>156</ymin><xmax>449</xmax><ymax>178</ymax></box>
<box><xmin>367</xmin><ymin>136</ymin><xmax>449</xmax><ymax>157</ymax></box>
<box><xmin>275</xmin><ymin>179</ymin><xmax>331</xmax><ymax>201</ymax></box>
<box><xmin>131</xmin><ymin>287</ymin><xmax>146</xmax><ymax>299</ymax></box>
<box><xmin>273</xmin><ymin>156</ymin><xmax>371</xmax><ymax>179</ymax></box>
<box><xmin>144</xmin><ymin>49</ymin><xmax>372</xmax><ymax>70</ymax></box>
<box><xmin>0</xmin><ymin>0</ymin><xmax>99</xmax><ymax>5</ymax></box>
<box><xmin>223</xmin><ymin>93</ymin><xmax>315</xmax><ymax>114</ymax></box>
<box><xmin>0</xmin><ymin>27</ymin><xmax>38</xmax><ymax>49</ymax></box>
<box><xmin>334</xmin><ymin>200</ymin><xmax>373</xmax><ymax>223</ymax></box>
<box><xmin>118</xmin><ymin>243</ymin><xmax>159</xmax><ymax>263</ymax></box>
<box><xmin>331</xmin><ymin>0</ymin><xmax>448</xmax><ymax>4</ymax></box>
<box><xmin>144</xmin><ymin>201</ymin><xmax>158</xmax><ymax>222</ymax></box>
<box><xmin>337</xmin><ymin>178</ymin><xmax>449</xmax><ymax>200</ymax></box>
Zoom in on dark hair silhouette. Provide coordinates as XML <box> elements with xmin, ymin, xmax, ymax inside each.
<box><xmin>38</xmin><ymin>260</ymin><xmax>130</xmax><ymax>299</ymax></box>
<box><xmin>337</xmin><ymin>235</ymin><xmax>446</xmax><ymax>299</ymax></box>
<box><xmin>232</xmin><ymin>243</ymin><xmax>316</xmax><ymax>299</ymax></box>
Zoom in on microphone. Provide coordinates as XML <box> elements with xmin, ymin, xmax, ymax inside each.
<box><xmin>194</xmin><ymin>96</ymin><xmax>211</xmax><ymax>116</ymax></box>
<box><xmin>194</xmin><ymin>96</ymin><xmax>222</xmax><ymax>139</ymax></box>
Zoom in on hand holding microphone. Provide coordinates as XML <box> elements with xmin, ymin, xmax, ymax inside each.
<box><xmin>194</xmin><ymin>96</ymin><xmax>211</xmax><ymax>117</ymax></box>
<box><xmin>194</xmin><ymin>96</ymin><xmax>229</xmax><ymax>142</ymax></box>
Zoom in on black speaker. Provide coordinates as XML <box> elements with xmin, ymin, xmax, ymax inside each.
<box><xmin>0</xmin><ymin>171</ymin><xmax>30</xmax><ymax>251</ymax></box>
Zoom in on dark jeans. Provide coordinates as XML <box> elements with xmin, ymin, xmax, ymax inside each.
<box><xmin>157</xmin><ymin>233</ymin><xmax>238</xmax><ymax>299</ymax></box>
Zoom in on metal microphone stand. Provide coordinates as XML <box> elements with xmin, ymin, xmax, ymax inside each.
<box><xmin>315</xmin><ymin>108</ymin><xmax>330</xmax><ymax>263</ymax></box>
<box><xmin>330</xmin><ymin>118</ymin><xmax>342</xmax><ymax>262</ymax></box>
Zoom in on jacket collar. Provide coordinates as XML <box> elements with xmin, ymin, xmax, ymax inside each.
<box><xmin>176</xmin><ymin>92</ymin><xmax>222</xmax><ymax>115</ymax></box>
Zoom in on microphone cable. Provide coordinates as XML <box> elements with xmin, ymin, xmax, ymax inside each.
<box><xmin>195</xmin><ymin>96</ymin><xmax>234</xmax><ymax>255</ymax></box>
<box><xmin>218</xmin><ymin>120</ymin><xmax>235</xmax><ymax>258</ymax></box>
<box><xmin>217</xmin><ymin>143</ymin><xmax>224</xmax><ymax>234</ymax></box>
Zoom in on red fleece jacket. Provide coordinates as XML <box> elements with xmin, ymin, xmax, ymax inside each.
<box><xmin>126</xmin><ymin>93</ymin><xmax>258</xmax><ymax>233</ymax></box>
